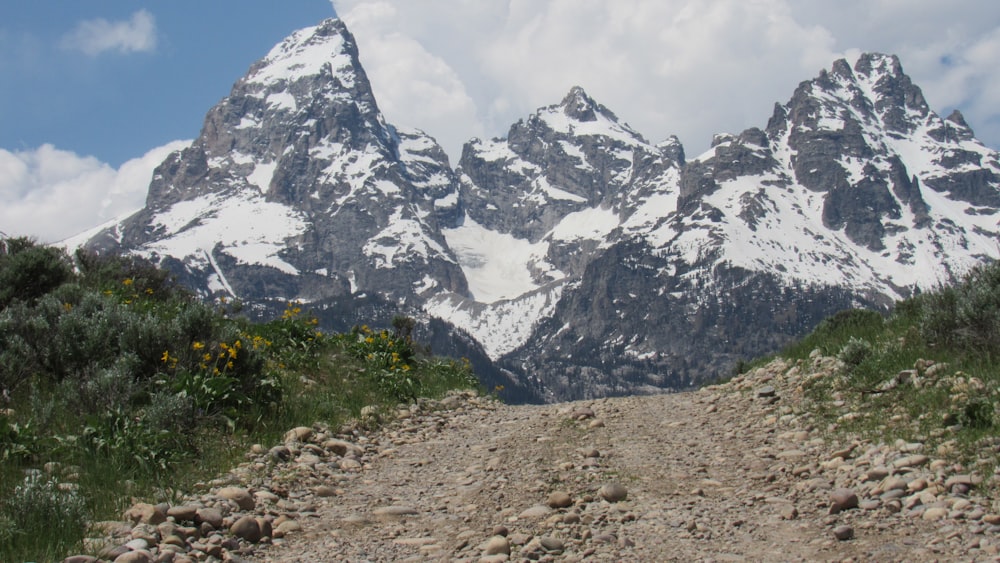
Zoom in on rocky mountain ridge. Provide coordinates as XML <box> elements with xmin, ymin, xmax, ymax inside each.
<box><xmin>80</xmin><ymin>17</ymin><xmax>1000</xmax><ymax>402</ymax></box>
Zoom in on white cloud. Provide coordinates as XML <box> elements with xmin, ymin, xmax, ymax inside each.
<box><xmin>338</xmin><ymin>1</ymin><xmax>483</xmax><ymax>162</ymax></box>
<box><xmin>0</xmin><ymin>140</ymin><xmax>190</xmax><ymax>244</ymax></box>
<box><xmin>332</xmin><ymin>0</ymin><xmax>1000</xmax><ymax>160</ymax></box>
<box><xmin>60</xmin><ymin>9</ymin><xmax>157</xmax><ymax>56</ymax></box>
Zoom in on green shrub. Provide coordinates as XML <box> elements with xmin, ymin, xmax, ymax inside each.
<box><xmin>960</xmin><ymin>397</ymin><xmax>995</xmax><ymax>430</ymax></box>
<box><xmin>781</xmin><ymin>308</ymin><xmax>884</xmax><ymax>360</ymax></box>
<box><xmin>339</xmin><ymin>324</ymin><xmax>421</xmax><ymax>401</ymax></box>
<box><xmin>916</xmin><ymin>261</ymin><xmax>1000</xmax><ymax>355</ymax></box>
<box><xmin>838</xmin><ymin>337</ymin><xmax>873</xmax><ymax>368</ymax></box>
<box><xmin>0</xmin><ymin>472</ymin><xmax>87</xmax><ymax>559</ymax></box>
<box><xmin>0</xmin><ymin>238</ymin><xmax>73</xmax><ymax>308</ymax></box>
<box><xmin>74</xmin><ymin>249</ymin><xmax>179</xmax><ymax>300</ymax></box>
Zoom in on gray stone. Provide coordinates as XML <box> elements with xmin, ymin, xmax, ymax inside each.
<box><xmin>284</xmin><ymin>426</ymin><xmax>313</xmax><ymax>443</ymax></box>
<box><xmin>194</xmin><ymin>507</ymin><xmax>224</xmax><ymax>529</ymax></box>
<box><xmin>832</xmin><ymin>525</ymin><xmax>854</xmax><ymax>541</ymax></box>
<box><xmin>166</xmin><ymin>505</ymin><xmax>198</xmax><ymax>522</ymax></box>
<box><xmin>124</xmin><ymin>503</ymin><xmax>166</xmax><ymax>526</ymax></box>
<box><xmin>373</xmin><ymin>505</ymin><xmax>418</xmax><ymax>518</ymax></box>
<box><xmin>539</xmin><ymin>536</ymin><xmax>565</xmax><ymax>553</ymax></box>
<box><xmin>314</xmin><ymin>485</ymin><xmax>337</xmax><ymax>497</ymax></box>
<box><xmin>113</xmin><ymin>551</ymin><xmax>153</xmax><ymax>563</ymax></box>
<box><xmin>230</xmin><ymin>515</ymin><xmax>262</xmax><ymax>542</ymax></box>
<box><xmin>547</xmin><ymin>491</ymin><xmax>573</xmax><ymax>509</ymax></box>
<box><xmin>269</xmin><ymin>445</ymin><xmax>291</xmax><ymax>461</ymax></box>
<box><xmin>518</xmin><ymin>505</ymin><xmax>553</xmax><ymax>519</ymax></box>
<box><xmin>599</xmin><ymin>482</ymin><xmax>628</xmax><ymax>503</ymax></box>
<box><xmin>483</xmin><ymin>535</ymin><xmax>510</xmax><ymax>555</ymax></box>
<box><xmin>829</xmin><ymin>488</ymin><xmax>859</xmax><ymax>514</ymax></box>
<box><xmin>756</xmin><ymin>385</ymin><xmax>776</xmax><ymax>398</ymax></box>
<box><xmin>217</xmin><ymin>486</ymin><xmax>254</xmax><ymax>510</ymax></box>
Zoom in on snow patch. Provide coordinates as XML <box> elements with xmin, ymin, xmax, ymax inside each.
<box><xmin>247</xmin><ymin>162</ymin><xmax>277</xmax><ymax>193</ymax></box>
<box><xmin>425</xmin><ymin>284</ymin><xmax>564</xmax><ymax>358</ymax></box>
<box><xmin>549</xmin><ymin>206</ymin><xmax>620</xmax><ymax>242</ymax></box>
<box><xmin>145</xmin><ymin>191</ymin><xmax>307</xmax><ymax>275</ymax></box>
<box><xmin>444</xmin><ymin>215</ymin><xmax>560</xmax><ymax>303</ymax></box>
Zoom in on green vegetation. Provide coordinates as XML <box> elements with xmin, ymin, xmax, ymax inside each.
<box><xmin>0</xmin><ymin>238</ymin><xmax>478</xmax><ymax>562</ymax></box>
<box><xmin>770</xmin><ymin>260</ymin><xmax>1000</xmax><ymax>480</ymax></box>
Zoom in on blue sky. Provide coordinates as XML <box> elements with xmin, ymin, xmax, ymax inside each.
<box><xmin>0</xmin><ymin>1</ymin><xmax>336</xmax><ymax>167</ymax></box>
<box><xmin>2</xmin><ymin>1</ymin><xmax>1000</xmax><ymax>243</ymax></box>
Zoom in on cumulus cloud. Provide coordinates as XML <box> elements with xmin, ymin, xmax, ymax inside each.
<box><xmin>60</xmin><ymin>9</ymin><xmax>157</xmax><ymax>56</ymax></box>
<box><xmin>331</xmin><ymin>0</ymin><xmax>1000</xmax><ymax>159</ymax></box>
<box><xmin>0</xmin><ymin>140</ymin><xmax>190</xmax><ymax>244</ymax></box>
<box><xmin>338</xmin><ymin>1</ymin><xmax>484</xmax><ymax>161</ymax></box>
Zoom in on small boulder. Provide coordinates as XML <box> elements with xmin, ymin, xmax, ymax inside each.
<box><xmin>124</xmin><ymin>503</ymin><xmax>166</xmax><ymax>526</ymax></box>
<box><xmin>230</xmin><ymin>514</ymin><xmax>262</xmax><ymax>542</ymax></box>
<box><xmin>483</xmin><ymin>535</ymin><xmax>510</xmax><ymax>555</ymax></box>
<box><xmin>599</xmin><ymin>483</ymin><xmax>628</xmax><ymax>503</ymax></box>
<box><xmin>832</xmin><ymin>525</ymin><xmax>854</xmax><ymax>541</ymax></box>
<box><xmin>217</xmin><ymin>486</ymin><xmax>255</xmax><ymax>511</ymax></box>
<box><xmin>546</xmin><ymin>491</ymin><xmax>573</xmax><ymax>509</ymax></box>
<box><xmin>194</xmin><ymin>507</ymin><xmax>224</xmax><ymax>530</ymax></box>
<box><xmin>829</xmin><ymin>488</ymin><xmax>859</xmax><ymax>514</ymax></box>
<box><xmin>283</xmin><ymin>426</ymin><xmax>313</xmax><ymax>443</ymax></box>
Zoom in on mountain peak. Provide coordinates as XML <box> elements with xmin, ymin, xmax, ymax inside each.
<box><xmin>246</xmin><ymin>18</ymin><xmax>359</xmax><ymax>87</ymax></box>
<box><xmin>853</xmin><ymin>52</ymin><xmax>904</xmax><ymax>80</ymax></box>
<box><xmin>559</xmin><ymin>85</ymin><xmax>615</xmax><ymax>123</ymax></box>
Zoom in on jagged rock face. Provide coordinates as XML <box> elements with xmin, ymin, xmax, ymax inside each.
<box><xmin>663</xmin><ymin>53</ymin><xmax>1000</xmax><ymax>301</ymax></box>
<box><xmin>456</xmin><ymin>86</ymin><xmax>681</xmax><ymax>279</ymax></box>
<box><xmin>426</xmin><ymin>86</ymin><xmax>682</xmax><ymax>363</ymax></box>
<box><xmin>508</xmin><ymin>243</ymin><xmax>876</xmax><ymax>401</ymax></box>
<box><xmin>91</xmin><ymin>19</ymin><xmax>466</xmax><ymax>304</ymax></box>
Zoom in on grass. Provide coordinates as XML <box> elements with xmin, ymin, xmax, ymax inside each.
<box><xmin>0</xmin><ymin>239</ymin><xmax>480</xmax><ymax>562</ymax></box>
<box><xmin>754</xmin><ymin>261</ymin><xmax>1000</xmax><ymax>491</ymax></box>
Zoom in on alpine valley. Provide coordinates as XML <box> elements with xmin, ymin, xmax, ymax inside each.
<box><xmin>77</xmin><ymin>18</ymin><xmax>1000</xmax><ymax>403</ymax></box>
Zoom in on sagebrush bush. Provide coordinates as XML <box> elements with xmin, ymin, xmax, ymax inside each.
<box><xmin>838</xmin><ymin>337</ymin><xmax>873</xmax><ymax>368</ymax></box>
<box><xmin>0</xmin><ymin>473</ymin><xmax>87</xmax><ymax>558</ymax></box>
<box><xmin>0</xmin><ymin>238</ymin><xmax>73</xmax><ymax>308</ymax></box>
<box><xmin>917</xmin><ymin>261</ymin><xmax>1000</xmax><ymax>354</ymax></box>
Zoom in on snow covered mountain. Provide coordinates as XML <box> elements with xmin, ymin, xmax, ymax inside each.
<box><xmin>87</xmin><ymin>19</ymin><xmax>465</xmax><ymax>308</ymax></box>
<box><xmin>505</xmin><ymin>52</ymin><xmax>1000</xmax><ymax>399</ymax></box>
<box><xmin>425</xmin><ymin>86</ymin><xmax>681</xmax><ymax>359</ymax></box>
<box><xmin>81</xmin><ymin>18</ymin><xmax>1000</xmax><ymax>402</ymax></box>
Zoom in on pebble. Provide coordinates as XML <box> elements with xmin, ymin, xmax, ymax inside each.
<box><xmin>518</xmin><ymin>505</ymin><xmax>553</xmax><ymax>519</ymax></box>
<box><xmin>483</xmin><ymin>535</ymin><xmax>510</xmax><ymax>555</ymax></box>
<box><xmin>832</xmin><ymin>525</ymin><xmax>854</xmax><ymax>541</ymax></box>
<box><xmin>217</xmin><ymin>486</ymin><xmax>255</xmax><ymax>510</ymax></box>
<box><xmin>599</xmin><ymin>483</ymin><xmax>628</xmax><ymax>503</ymax></box>
<box><xmin>829</xmin><ymin>488</ymin><xmax>859</xmax><ymax>514</ymax></box>
<box><xmin>547</xmin><ymin>491</ymin><xmax>573</xmax><ymax>508</ymax></box>
<box><xmin>373</xmin><ymin>505</ymin><xmax>418</xmax><ymax>518</ymax></box>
